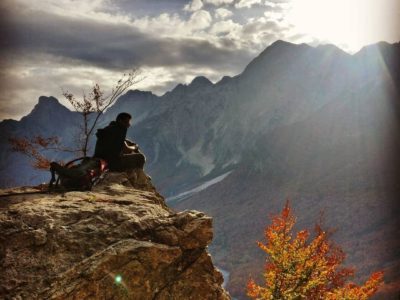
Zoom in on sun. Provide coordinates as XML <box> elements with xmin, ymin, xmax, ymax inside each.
<box><xmin>287</xmin><ymin>0</ymin><xmax>397</xmax><ymax>52</ymax></box>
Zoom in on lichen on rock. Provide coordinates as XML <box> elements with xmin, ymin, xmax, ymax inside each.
<box><xmin>0</xmin><ymin>172</ymin><xmax>230</xmax><ymax>299</ymax></box>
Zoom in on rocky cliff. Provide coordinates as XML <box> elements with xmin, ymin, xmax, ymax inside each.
<box><xmin>0</xmin><ymin>172</ymin><xmax>230</xmax><ymax>299</ymax></box>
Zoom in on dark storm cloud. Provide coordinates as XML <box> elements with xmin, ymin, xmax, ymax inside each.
<box><xmin>0</xmin><ymin>3</ymin><xmax>18</xmax><ymax>68</ymax></box>
<box><xmin>0</xmin><ymin>6</ymin><xmax>251</xmax><ymax>73</ymax></box>
<box><xmin>0</xmin><ymin>0</ymin><xmax>288</xmax><ymax>120</ymax></box>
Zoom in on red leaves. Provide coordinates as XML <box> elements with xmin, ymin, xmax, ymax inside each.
<box><xmin>326</xmin><ymin>271</ymin><xmax>384</xmax><ymax>299</ymax></box>
<box><xmin>247</xmin><ymin>202</ymin><xmax>383</xmax><ymax>300</ymax></box>
<box><xmin>282</xmin><ymin>200</ymin><xmax>290</xmax><ymax>218</ymax></box>
<box><xmin>8</xmin><ymin>136</ymin><xmax>65</xmax><ymax>170</ymax></box>
<box><xmin>247</xmin><ymin>279</ymin><xmax>259</xmax><ymax>298</ymax></box>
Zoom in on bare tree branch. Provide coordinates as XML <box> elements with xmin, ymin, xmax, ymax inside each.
<box><xmin>63</xmin><ymin>68</ymin><xmax>143</xmax><ymax>156</ymax></box>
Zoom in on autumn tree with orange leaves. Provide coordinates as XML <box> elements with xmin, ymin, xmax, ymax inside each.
<box><xmin>247</xmin><ymin>202</ymin><xmax>383</xmax><ymax>300</ymax></box>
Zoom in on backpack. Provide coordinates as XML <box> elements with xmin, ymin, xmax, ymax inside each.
<box><xmin>49</xmin><ymin>157</ymin><xmax>108</xmax><ymax>191</ymax></box>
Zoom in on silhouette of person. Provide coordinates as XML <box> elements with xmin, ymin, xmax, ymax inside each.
<box><xmin>94</xmin><ymin>112</ymin><xmax>146</xmax><ymax>172</ymax></box>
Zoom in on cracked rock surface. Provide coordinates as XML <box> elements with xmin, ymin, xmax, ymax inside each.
<box><xmin>0</xmin><ymin>173</ymin><xmax>230</xmax><ymax>299</ymax></box>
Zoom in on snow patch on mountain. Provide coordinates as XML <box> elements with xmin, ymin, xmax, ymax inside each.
<box><xmin>176</xmin><ymin>141</ymin><xmax>215</xmax><ymax>176</ymax></box>
<box><xmin>166</xmin><ymin>171</ymin><xmax>232</xmax><ymax>203</ymax></box>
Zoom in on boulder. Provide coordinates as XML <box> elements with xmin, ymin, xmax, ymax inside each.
<box><xmin>0</xmin><ymin>173</ymin><xmax>230</xmax><ymax>299</ymax></box>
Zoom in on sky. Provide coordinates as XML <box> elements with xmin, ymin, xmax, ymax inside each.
<box><xmin>0</xmin><ymin>0</ymin><xmax>399</xmax><ymax>120</ymax></box>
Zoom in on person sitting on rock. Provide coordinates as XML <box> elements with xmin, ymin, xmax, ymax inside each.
<box><xmin>94</xmin><ymin>112</ymin><xmax>147</xmax><ymax>177</ymax></box>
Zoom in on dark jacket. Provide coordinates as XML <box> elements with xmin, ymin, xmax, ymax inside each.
<box><xmin>94</xmin><ymin>121</ymin><xmax>127</xmax><ymax>166</ymax></box>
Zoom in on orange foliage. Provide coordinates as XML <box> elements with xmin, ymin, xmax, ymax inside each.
<box><xmin>247</xmin><ymin>201</ymin><xmax>383</xmax><ymax>300</ymax></box>
<box><xmin>8</xmin><ymin>136</ymin><xmax>65</xmax><ymax>170</ymax></box>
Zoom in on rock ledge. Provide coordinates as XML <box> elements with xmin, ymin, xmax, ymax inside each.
<box><xmin>0</xmin><ymin>172</ymin><xmax>230</xmax><ymax>299</ymax></box>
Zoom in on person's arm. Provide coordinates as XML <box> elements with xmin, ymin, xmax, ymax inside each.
<box><xmin>125</xmin><ymin>139</ymin><xmax>137</xmax><ymax>147</ymax></box>
<box><xmin>123</xmin><ymin>140</ymin><xmax>139</xmax><ymax>153</ymax></box>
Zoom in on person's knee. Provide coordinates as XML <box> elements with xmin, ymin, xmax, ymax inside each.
<box><xmin>138</xmin><ymin>154</ymin><xmax>146</xmax><ymax>167</ymax></box>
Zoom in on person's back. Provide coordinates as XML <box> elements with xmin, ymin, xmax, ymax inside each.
<box><xmin>94</xmin><ymin>120</ymin><xmax>127</xmax><ymax>166</ymax></box>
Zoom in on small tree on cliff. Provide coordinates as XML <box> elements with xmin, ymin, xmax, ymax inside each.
<box><xmin>9</xmin><ymin>69</ymin><xmax>142</xmax><ymax>169</ymax></box>
<box><xmin>247</xmin><ymin>202</ymin><xmax>383</xmax><ymax>300</ymax></box>
<box><xmin>62</xmin><ymin>69</ymin><xmax>142</xmax><ymax>156</ymax></box>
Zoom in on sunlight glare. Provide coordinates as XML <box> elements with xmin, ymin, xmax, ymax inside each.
<box><xmin>288</xmin><ymin>0</ymin><xmax>392</xmax><ymax>52</ymax></box>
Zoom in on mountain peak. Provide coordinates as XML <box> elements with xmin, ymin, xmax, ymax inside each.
<box><xmin>37</xmin><ymin>96</ymin><xmax>61</xmax><ymax>106</ymax></box>
<box><xmin>125</xmin><ymin>89</ymin><xmax>155</xmax><ymax>97</ymax></box>
<box><xmin>241</xmin><ymin>40</ymin><xmax>299</xmax><ymax>75</ymax></box>
<box><xmin>270</xmin><ymin>40</ymin><xmax>295</xmax><ymax>48</ymax></box>
<box><xmin>217</xmin><ymin>76</ymin><xmax>232</xmax><ymax>85</ymax></box>
<box><xmin>33</xmin><ymin>96</ymin><xmax>69</xmax><ymax>113</ymax></box>
<box><xmin>189</xmin><ymin>76</ymin><xmax>213</xmax><ymax>88</ymax></box>
<box><xmin>355</xmin><ymin>41</ymin><xmax>393</xmax><ymax>56</ymax></box>
<box><xmin>316</xmin><ymin>43</ymin><xmax>343</xmax><ymax>51</ymax></box>
<box><xmin>24</xmin><ymin>96</ymin><xmax>72</xmax><ymax>122</ymax></box>
<box><xmin>256</xmin><ymin>40</ymin><xmax>300</xmax><ymax>59</ymax></box>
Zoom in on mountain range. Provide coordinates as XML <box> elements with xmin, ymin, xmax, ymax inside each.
<box><xmin>1</xmin><ymin>40</ymin><xmax>399</xmax><ymax>299</ymax></box>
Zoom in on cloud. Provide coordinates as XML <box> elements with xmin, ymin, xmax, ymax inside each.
<box><xmin>184</xmin><ymin>0</ymin><xmax>204</xmax><ymax>12</ymax></box>
<box><xmin>210</xmin><ymin>20</ymin><xmax>242</xmax><ymax>36</ymax></box>
<box><xmin>215</xmin><ymin>8</ymin><xmax>233</xmax><ymax>19</ymax></box>
<box><xmin>187</xmin><ymin>10</ymin><xmax>213</xmax><ymax>30</ymax></box>
<box><xmin>132</xmin><ymin>10</ymin><xmax>213</xmax><ymax>37</ymax></box>
<box><xmin>0</xmin><ymin>0</ymin><xmax>289</xmax><ymax>90</ymax></box>
<box><xmin>264</xmin><ymin>10</ymin><xmax>287</xmax><ymax>22</ymax></box>
<box><xmin>0</xmin><ymin>3</ymin><xmax>256</xmax><ymax>119</ymax></box>
<box><xmin>264</xmin><ymin>1</ymin><xmax>291</xmax><ymax>12</ymax></box>
<box><xmin>242</xmin><ymin>17</ymin><xmax>281</xmax><ymax>35</ymax></box>
<box><xmin>9</xmin><ymin>0</ymin><xmax>131</xmax><ymax>24</ymax></box>
<box><xmin>263</xmin><ymin>0</ymin><xmax>291</xmax><ymax>3</ymax></box>
<box><xmin>204</xmin><ymin>0</ymin><xmax>235</xmax><ymax>6</ymax></box>
<box><xmin>235</xmin><ymin>0</ymin><xmax>262</xmax><ymax>9</ymax></box>
<box><xmin>1</xmin><ymin>9</ymin><xmax>232</xmax><ymax>71</ymax></box>
<box><xmin>208</xmin><ymin>16</ymin><xmax>290</xmax><ymax>52</ymax></box>
<box><xmin>132</xmin><ymin>13</ymin><xmax>185</xmax><ymax>36</ymax></box>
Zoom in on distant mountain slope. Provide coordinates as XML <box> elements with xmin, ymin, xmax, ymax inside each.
<box><xmin>171</xmin><ymin>42</ymin><xmax>400</xmax><ymax>299</ymax></box>
<box><xmin>0</xmin><ymin>97</ymin><xmax>81</xmax><ymax>186</ymax></box>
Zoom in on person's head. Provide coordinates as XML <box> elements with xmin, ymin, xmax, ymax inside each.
<box><xmin>116</xmin><ymin>112</ymin><xmax>132</xmax><ymax>129</ymax></box>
